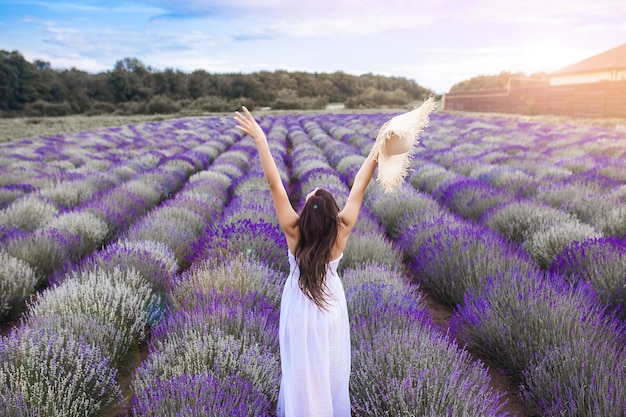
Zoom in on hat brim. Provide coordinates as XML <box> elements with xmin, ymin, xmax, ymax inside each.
<box><xmin>373</xmin><ymin>97</ymin><xmax>436</xmax><ymax>192</ymax></box>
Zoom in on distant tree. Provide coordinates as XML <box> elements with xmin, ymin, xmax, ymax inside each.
<box><xmin>329</xmin><ymin>71</ymin><xmax>358</xmax><ymax>101</ymax></box>
<box><xmin>0</xmin><ymin>50</ymin><xmax>39</xmax><ymax>110</ymax></box>
<box><xmin>114</xmin><ymin>57</ymin><xmax>148</xmax><ymax>74</ymax></box>
<box><xmin>56</xmin><ymin>68</ymin><xmax>96</xmax><ymax>113</ymax></box>
<box><xmin>34</xmin><ymin>60</ymin><xmax>50</xmax><ymax>71</ymax></box>
<box><xmin>187</xmin><ymin>69</ymin><xmax>211</xmax><ymax>99</ymax></box>
<box><xmin>152</xmin><ymin>68</ymin><xmax>187</xmax><ymax>99</ymax></box>
<box><xmin>107</xmin><ymin>57</ymin><xmax>151</xmax><ymax>102</ymax></box>
<box><xmin>229</xmin><ymin>73</ymin><xmax>263</xmax><ymax>101</ymax></box>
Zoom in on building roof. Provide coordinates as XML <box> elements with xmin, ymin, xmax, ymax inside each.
<box><xmin>551</xmin><ymin>43</ymin><xmax>626</xmax><ymax>75</ymax></box>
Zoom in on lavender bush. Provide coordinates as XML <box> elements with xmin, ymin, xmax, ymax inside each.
<box><xmin>0</xmin><ymin>184</ymin><xmax>34</xmax><ymax>210</ymax></box>
<box><xmin>471</xmin><ymin>165</ymin><xmax>537</xmax><ymax>198</ymax></box>
<box><xmin>432</xmin><ymin>176</ymin><xmax>513</xmax><ymax>221</ymax></box>
<box><xmin>340</xmin><ymin>230</ymin><xmax>404</xmax><ymax>274</ymax></box>
<box><xmin>157</xmin><ymin>289</ymin><xmax>279</xmax><ymax>354</ymax></box>
<box><xmin>171</xmin><ymin>254</ymin><xmax>284</xmax><ymax>310</ymax></box>
<box><xmin>133</xmin><ymin>328</ymin><xmax>279</xmax><ymax>414</ymax></box>
<box><xmin>451</xmin><ymin>269</ymin><xmax>624</xmax><ymax>379</ymax></box>
<box><xmin>522</xmin><ymin>221</ymin><xmax>600</xmax><ymax>269</ymax></box>
<box><xmin>343</xmin><ymin>266</ymin><xmax>426</xmax><ymax>335</ymax></box>
<box><xmin>0</xmin><ymin>326</ymin><xmax>122</xmax><ymax>416</ymax></box>
<box><xmin>186</xmin><ymin>219</ymin><xmax>288</xmax><ymax>274</ymax></box>
<box><xmin>350</xmin><ymin>324</ymin><xmax>508</xmax><ymax>417</ymax></box>
<box><xmin>0</xmin><ymin>389</ymin><xmax>42</xmax><ymax>417</ymax></box>
<box><xmin>24</xmin><ymin>312</ymin><xmax>133</xmax><ymax>367</ymax></box>
<box><xmin>408</xmin><ymin>161</ymin><xmax>458</xmax><ymax>194</ymax></box>
<box><xmin>187</xmin><ymin>170</ymin><xmax>232</xmax><ymax>191</ymax></box>
<box><xmin>26</xmin><ymin>267</ymin><xmax>164</xmax><ymax>341</ymax></box>
<box><xmin>0</xmin><ymin>252</ymin><xmax>40</xmax><ymax>320</ymax></box>
<box><xmin>45</xmin><ymin>211</ymin><xmax>109</xmax><ymax>257</ymax></box>
<box><xmin>53</xmin><ymin>238</ymin><xmax>177</xmax><ymax>293</ymax></box>
<box><xmin>410</xmin><ymin>222</ymin><xmax>539</xmax><ymax>306</ymax></box>
<box><xmin>39</xmin><ymin>178</ymin><xmax>99</xmax><ymax>209</ymax></box>
<box><xmin>481</xmin><ymin>200</ymin><xmax>575</xmax><ymax>244</ymax></box>
<box><xmin>2</xmin><ymin>228</ymin><xmax>76</xmax><ymax>278</ymax></box>
<box><xmin>551</xmin><ymin>236</ymin><xmax>626</xmax><ymax>317</ymax></box>
<box><xmin>132</xmin><ymin>370</ymin><xmax>274</xmax><ymax>417</ymax></box>
<box><xmin>366</xmin><ymin>184</ymin><xmax>440</xmax><ymax>239</ymax></box>
<box><xmin>521</xmin><ymin>338</ymin><xmax>626</xmax><ymax>417</ymax></box>
<box><xmin>0</xmin><ymin>194</ymin><xmax>58</xmax><ymax>232</ymax></box>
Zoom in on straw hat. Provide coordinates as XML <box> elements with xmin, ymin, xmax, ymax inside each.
<box><xmin>372</xmin><ymin>96</ymin><xmax>436</xmax><ymax>192</ymax></box>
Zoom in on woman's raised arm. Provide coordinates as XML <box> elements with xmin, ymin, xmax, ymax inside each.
<box><xmin>234</xmin><ymin>107</ymin><xmax>299</xmax><ymax>241</ymax></box>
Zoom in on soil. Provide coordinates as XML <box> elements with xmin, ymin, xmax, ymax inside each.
<box><xmin>0</xmin><ymin>300</ymin><xmax>27</xmax><ymax>337</ymax></box>
<box><xmin>421</xmin><ymin>293</ymin><xmax>537</xmax><ymax>417</ymax></box>
<box><xmin>104</xmin><ymin>339</ymin><xmax>151</xmax><ymax>417</ymax></box>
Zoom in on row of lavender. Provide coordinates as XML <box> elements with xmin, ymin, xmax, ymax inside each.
<box><xmin>129</xmin><ymin>118</ymin><xmax>286</xmax><ymax>416</ymax></box>
<box><xmin>0</xmin><ymin>120</ymin><xmax>247</xmax><ymax>415</ymax></box>
<box><xmin>0</xmin><ymin>118</ymin><xmax>235</xmax><ymax>320</ymax></box>
<box><xmin>306</xmin><ymin>112</ymin><xmax>626</xmax><ymax>416</ymax></box>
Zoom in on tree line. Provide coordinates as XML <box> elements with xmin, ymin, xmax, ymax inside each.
<box><xmin>0</xmin><ymin>50</ymin><xmax>435</xmax><ymax>117</ymax></box>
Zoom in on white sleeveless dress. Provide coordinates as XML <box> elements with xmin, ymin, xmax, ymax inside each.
<box><xmin>276</xmin><ymin>250</ymin><xmax>351</xmax><ymax>417</ymax></box>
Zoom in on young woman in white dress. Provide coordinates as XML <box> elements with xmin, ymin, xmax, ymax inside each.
<box><xmin>235</xmin><ymin>107</ymin><xmax>380</xmax><ymax>417</ymax></box>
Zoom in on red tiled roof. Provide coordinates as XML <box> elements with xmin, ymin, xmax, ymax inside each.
<box><xmin>551</xmin><ymin>43</ymin><xmax>626</xmax><ymax>75</ymax></box>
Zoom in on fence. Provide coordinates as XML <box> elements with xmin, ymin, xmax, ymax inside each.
<box><xmin>442</xmin><ymin>80</ymin><xmax>626</xmax><ymax>118</ymax></box>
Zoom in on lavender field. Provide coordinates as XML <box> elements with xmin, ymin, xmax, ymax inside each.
<box><xmin>1</xmin><ymin>110</ymin><xmax>625</xmax><ymax>416</ymax></box>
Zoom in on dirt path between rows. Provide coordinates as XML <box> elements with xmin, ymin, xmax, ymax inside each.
<box><xmin>421</xmin><ymin>293</ymin><xmax>536</xmax><ymax>417</ymax></box>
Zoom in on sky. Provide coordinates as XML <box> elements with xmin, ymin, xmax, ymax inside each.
<box><xmin>1</xmin><ymin>0</ymin><xmax>625</xmax><ymax>93</ymax></box>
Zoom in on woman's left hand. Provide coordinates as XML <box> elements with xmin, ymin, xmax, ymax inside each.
<box><xmin>234</xmin><ymin>106</ymin><xmax>266</xmax><ymax>143</ymax></box>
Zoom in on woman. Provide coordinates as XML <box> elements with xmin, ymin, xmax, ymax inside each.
<box><xmin>235</xmin><ymin>107</ymin><xmax>379</xmax><ymax>417</ymax></box>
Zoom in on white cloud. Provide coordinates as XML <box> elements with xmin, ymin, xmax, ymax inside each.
<box><xmin>40</xmin><ymin>21</ymin><xmax>221</xmax><ymax>59</ymax></box>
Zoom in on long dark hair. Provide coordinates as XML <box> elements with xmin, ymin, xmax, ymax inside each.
<box><xmin>294</xmin><ymin>188</ymin><xmax>340</xmax><ymax>309</ymax></box>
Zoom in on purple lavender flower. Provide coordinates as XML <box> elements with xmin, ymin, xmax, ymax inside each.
<box><xmin>132</xmin><ymin>371</ymin><xmax>274</xmax><ymax>417</ymax></box>
<box><xmin>186</xmin><ymin>218</ymin><xmax>288</xmax><ymax>273</ymax></box>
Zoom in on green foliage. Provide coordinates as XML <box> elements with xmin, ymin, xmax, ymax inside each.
<box><xmin>22</xmin><ymin>100</ymin><xmax>72</xmax><ymax>117</ymax></box>
<box><xmin>145</xmin><ymin>94</ymin><xmax>181</xmax><ymax>114</ymax></box>
<box><xmin>0</xmin><ymin>50</ymin><xmax>434</xmax><ymax>116</ymax></box>
<box><xmin>0</xmin><ymin>50</ymin><xmax>42</xmax><ymax>111</ymax></box>
<box><xmin>270</xmin><ymin>89</ymin><xmax>327</xmax><ymax>110</ymax></box>
<box><xmin>345</xmin><ymin>87</ymin><xmax>413</xmax><ymax>108</ymax></box>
